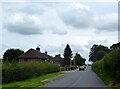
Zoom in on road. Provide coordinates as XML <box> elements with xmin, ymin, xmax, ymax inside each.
<box><xmin>37</xmin><ymin>66</ymin><xmax>107</xmax><ymax>88</ymax></box>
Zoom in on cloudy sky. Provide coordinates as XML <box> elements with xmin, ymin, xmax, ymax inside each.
<box><xmin>1</xmin><ymin>0</ymin><xmax>118</xmax><ymax>63</ymax></box>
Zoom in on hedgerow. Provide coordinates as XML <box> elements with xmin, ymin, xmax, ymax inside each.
<box><xmin>92</xmin><ymin>48</ymin><xmax>120</xmax><ymax>82</ymax></box>
<box><xmin>2</xmin><ymin>61</ymin><xmax>60</xmax><ymax>83</ymax></box>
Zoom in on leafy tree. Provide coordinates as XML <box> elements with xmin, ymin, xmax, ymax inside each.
<box><xmin>89</xmin><ymin>44</ymin><xmax>110</xmax><ymax>62</ymax></box>
<box><xmin>73</xmin><ymin>53</ymin><xmax>85</xmax><ymax>66</ymax></box>
<box><xmin>3</xmin><ymin>48</ymin><xmax>24</xmax><ymax>62</ymax></box>
<box><xmin>71</xmin><ymin>60</ymin><xmax>75</xmax><ymax>65</ymax></box>
<box><xmin>82</xmin><ymin>58</ymin><xmax>86</xmax><ymax>65</ymax></box>
<box><xmin>96</xmin><ymin>51</ymin><xmax>106</xmax><ymax>61</ymax></box>
<box><xmin>63</xmin><ymin>44</ymin><xmax>72</xmax><ymax>66</ymax></box>
<box><xmin>110</xmin><ymin>42</ymin><xmax>120</xmax><ymax>50</ymax></box>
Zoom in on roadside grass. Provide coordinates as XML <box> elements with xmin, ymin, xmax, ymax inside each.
<box><xmin>93</xmin><ymin>70</ymin><xmax>120</xmax><ymax>89</ymax></box>
<box><xmin>114</xmin><ymin>83</ymin><xmax>120</xmax><ymax>89</ymax></box>
<box><xmin>2</xmin><ymin>72</ymin><xmax>62</xmax><ymax>89</ymax></box>
<box><xmin>95</xmin><ymin>71</ymin><xmax>112</xmax><ymax>85</ymax></box>
<box><xmin>92</xmin><ymin>65</ymin><xmax>120</xmax><ymax>89</ymax></box>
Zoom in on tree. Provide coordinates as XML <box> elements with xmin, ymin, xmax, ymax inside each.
<box><xmin>89</xmin><ymin>44</ymin><xmax>110</xmax><ymax>62</ymax></box>
<box><xmin>3</xmin><ymin>48</ymin><xmax>24</xmax><ymax>62</ymax></box>
<box><xmin>110</xmin><ymin>42</ymin><xmax>120</xmax><ymax>50</ymax></box>
<box><xmin>73</xmin><ymin>53</ymin><xmax>85</xmax><ymax>66</ymax></box>
<box><xmin>63</xmin><ymin>44</ymin><xmax>72</xmax><ymax>66</ymax></box>
<box><xmin>96</xmin><ymin>51</ymin><xmax>107</xmax><ymax>61</ymax></box>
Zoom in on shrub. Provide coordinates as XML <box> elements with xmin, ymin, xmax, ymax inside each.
<box><xmin>2</xmin><ymin>61</ymin><xmax>60</xmax><ymax>83</ymax></box>
<box><xmin>102</xmin><ymin>49</ymin><xmax>120</xmax><ymax>79</ymax></box>
<box><xmin>92</xmin><ymin>49</ymin><xmax>120</xmax><ymax>81</ymax></box>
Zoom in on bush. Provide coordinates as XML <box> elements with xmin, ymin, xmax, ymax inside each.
<box><xmin>92</xmin><ymin>49</ymin><xmax>120</xmax><ymax>81</ymax></box>
<box><xmin>2</xmin><ymin>61</ymin><xmax>60</xmax><ymax>83</ymax></box>
<box><xmin>102</xmin><ymin>49</ymin><xmax>120</xmax><ymax>80</ymax></box>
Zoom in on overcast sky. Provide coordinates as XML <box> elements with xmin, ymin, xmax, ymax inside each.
<box><xmin>1</xmin><ymin>0</ymin><xmax>118</xmax><ymax>63</ymax></box>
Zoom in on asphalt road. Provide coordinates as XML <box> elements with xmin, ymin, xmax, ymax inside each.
<box><xmin>38</xmin><ymin>66</ymin><xmax>107</xmax><ymax>88</ymax></box>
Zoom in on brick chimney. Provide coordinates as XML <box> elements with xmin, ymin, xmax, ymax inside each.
<box><xmin>45</xmin><ymin>51</ymin><xmax>47</xmax><ymax>55</ymax></box>
<box><xmin>36</xmin><ymin>46</ymin><xmax>40</xmax><ymax>52</ymax></box>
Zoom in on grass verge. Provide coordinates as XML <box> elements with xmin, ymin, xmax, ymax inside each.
<box><xmin>94</xmin><ymin>71</ymin><xmax>112</xmax><ymax>85</ymax></box>
<box><xmin>92</xmin><ymin>67</ymin><xmax>120</xmax><ymax>89</ymax></box>
<box><xmin>2</xmin><ymin>72</ymin><xmax>62</xmax><ymax>89</ymax></box>
<box><xmin>114</xmin><ymin>83</ymin><xmax>120</xmax><ymax>89</ymax></box>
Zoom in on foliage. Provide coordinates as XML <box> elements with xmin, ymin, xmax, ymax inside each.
<box><xmin>92</xmin><ymin>48</ymin><xmax>120</xmax><ymax>88</ymax></box>
<box><xmin>114</xmin><ymin>83</ymin><xmax>120</xmax><ymax>89</ymax></box>
<box><xmin>89</xmin><ymin>44</ymin><xmax>110</xmax><ymax>62</ymax></box>
<box><xmin>63</xmin><ymin>44</ymin><xmax>72</xmax><ymax>66</ymax></box>
<box><xmin>73</xmin><ymin>53</ymin><xmax>85</xmax><ymax>66</ymax></box>
<box><xmin>2</xmin><ymin>61</ymin><xmax>60</xmax><ymax>83</ymax></box>
<box><xmin>92</xmin><ymin>61</ymin><xmax>113</xmax><ymax>88</ymax></box>
<box><xmin>71</xmin><ymin>60</ymin><xmax>75</xmax><ymax>65</ymax></box>
<box><xmin>96</xmin><ymin>51</ymin><xmax>107</xmax><ymax>61</ymax></box>
<box><xmin>110</xmin><ymin>42</ymin><xmax>120</xmax><ymax>50</ymax></box>
<box><xmin>102</xmin><ymin>49</ymin><xmax>120</xmax><ymax>80</ymax></box>
<box><xmin>3</xmin><ymin>48</ymin><xmax>24</xmax><ymax>62</ymax></box>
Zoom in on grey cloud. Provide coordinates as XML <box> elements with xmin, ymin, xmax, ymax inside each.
<box><xmin>22</xmin><ymin>3</ymin><xmax>46</xmax><ymax>15</ymax></box>
<box><xmin>3</xmin><ymin>2</ymin><xmax>117</xmax><ymax>36</ymax></box>
<box><xmin>61</xmin><ymin>8</ymin><xmax>117</xmax><ymax>32</ymax></box>
<box><xmin>71</xmin><ymin>44</ymin><xmax>83</xmax><ymax>52</ymax></box>
<box><xmin>5</xmin><ymin>24</ymin><xmax>42</xmax><ymax>35</ymax></box>
<box><xmin>85</xmin><ymin>40</ymin><xmax>95</xmax><ymax>49</ymax></box>
<box><xmin>49</xmin><ymin>26</ymin><xmax>67</xmax><ymax>35</ymax></box>
<box><xmin>96</xmin><ymin>22</ymin><xmax>117</xmax><ymax>31</ymax></box>
<box><xmin>3</xmin><ymin>2</ymin><xmax>68</xmax><ymax>35</ymax></box>
<box><xmin>70</xmin><ymin>44</ymin><xmax>88</xmax><ymax>59</ymax></box>
<box><xmin>58</xmin><ymin>3</ymin><xmax>117</xmax><ymax>32</ymax></box>
<box><xmin>4</xmin><ymin>14</ymin><xmax>43</xmax><ymax>35</ymax></box>
<box><xmin>3</xmin><ymin>2</ymin><xmax>45</xmax><ymax>15</ymax></box>
<box><xmin>94</xmin><ymin>14</ymin><xmax>117</xmax><ymax>32</ymax></box>
<box><xmin>59</xmin><ymin>6</ymin><xmax>93</xmax><ymax>29</ymax></box>
<box><xmin>42</xmin><ymin>44</ymin><xmax>65</xmax><ymax>57</ymax></box>
<box><xmin>52</xmin><ymin>30</ymin><xmax>67</xmax><ymax>35</ymax></box>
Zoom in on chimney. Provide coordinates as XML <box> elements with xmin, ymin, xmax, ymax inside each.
<box><xmin>58</xmin><ymin>54</ymin><xmax>61</xmax><ymax>57</ymax></box>
<box><xmin>36</xmin><ymin>46</ymin><xmax>40</xmax><ymax>52</ymax></box>
<box><xmin>45</xmin><ymin>51</ymin><xmax>47</xmax><ymax>55</ymax></box>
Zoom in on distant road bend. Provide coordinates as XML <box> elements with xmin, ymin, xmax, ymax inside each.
<box><xmin>37</xmin><ymin>66</ymin><xmax>107</xmax><ymax>88</ymax></box>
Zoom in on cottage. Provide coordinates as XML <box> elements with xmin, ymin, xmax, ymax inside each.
<box><xmin>53</xmin><ymin>54</ymin><xmax>63</xmax><ymax>66</ymax></box>
<box><xmin>18</xmin><ymin>47</ymin><xmax>53</xmax><ymax>62</ymax></box>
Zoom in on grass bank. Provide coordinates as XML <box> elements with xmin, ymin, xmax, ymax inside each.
<box><xmin>2</xmin><ymin>72</ymin><xmax>62</xmax><ymax>89</ymax></box>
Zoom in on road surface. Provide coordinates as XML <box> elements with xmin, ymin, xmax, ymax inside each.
<box><xmin>37</xmin><ymin>66</ymin><xmax>107</xmax><ymax>88</ymax></box>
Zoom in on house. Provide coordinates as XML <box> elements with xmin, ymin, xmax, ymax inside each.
<box><xmin>53</xmin><ymin>54</ymin><xmax>64</xmax><ymax>66</ymax></box>
<box><xmin>42</xmin><ymin>51</ymin><xmax>54</xmax><ymax>63</ymax></box>
<box><xmin>18</xmin><ymin>47</ymin><xmax>53</xmax><ymax>62</ymax></box>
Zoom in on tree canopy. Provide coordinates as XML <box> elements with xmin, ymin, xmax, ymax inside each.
<box><xmin>73</xmin><ymin>53</ymin><xmax>85</xmax><ymax>66</ymax></box>
<box><xmin>89</xmin><ymin>44</ymin><xmax>110</xmax><ymax>62</ymax></box>
<box><xmin>110</xmin><ymin>42</ymin><xmax>120</xmax><ymax>50</ymax></box>
<box><xmin>63</xmin><ymin>44</ymin><xmax>72</xmax><ymax>66</ymax></box>
<box><xmin>3</xmin><ymin>48</ymin><xmax>24</xmax><ymax>62</ymax></box>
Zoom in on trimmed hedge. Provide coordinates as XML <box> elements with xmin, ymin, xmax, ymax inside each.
<box><xmin>2</xmin><ymin>61</ymin><xmax>60</xmax><ymax>83</ymax></box>
<box><xmin>92</xmin><ymin>49</ymin><xmax>120</xmax><ymax>81</ymax></box>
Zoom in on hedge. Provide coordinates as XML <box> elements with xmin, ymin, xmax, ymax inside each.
<box><xmin>92</xmin><ymin>49</ymin><xmax>120</xmax><ymax>81</ymax></box>
<box><xmin>2</xmin><ymin>61</ymin><xmax>60</xmax><ymax>83</ymax></box>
